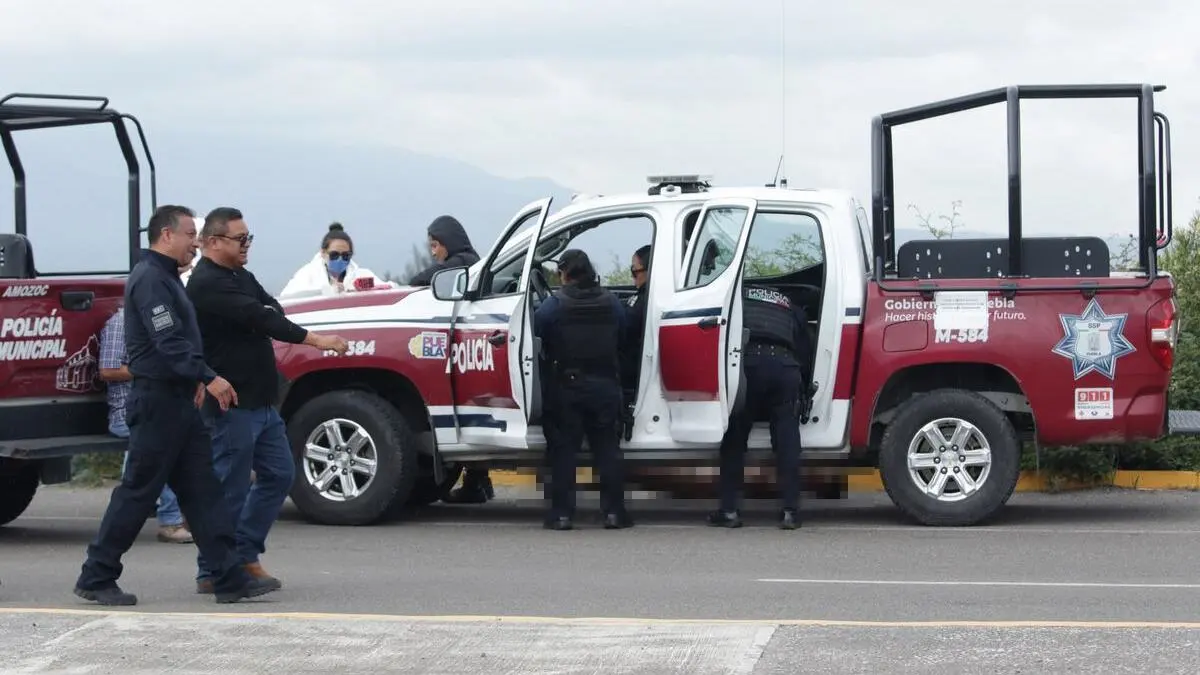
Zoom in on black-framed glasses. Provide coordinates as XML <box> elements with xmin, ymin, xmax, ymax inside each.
<box><xmin>213</xmin><ymin>233</ymin><xmax>254</xmax><ymax>247</ymax></box>
<box><xmin>327</xmin><ymin>251</ymin><xmax>353</xmax><ymax>261</ymax></box>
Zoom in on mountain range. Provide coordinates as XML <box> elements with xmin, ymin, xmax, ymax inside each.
<box><xmin>3</xmin><ymin>128</ymin><xmax>1140</xmax><ymax>292</ymax></box>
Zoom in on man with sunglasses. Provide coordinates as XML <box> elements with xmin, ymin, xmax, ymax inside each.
<box><xmin>186</xmin><ymin>207</ymin><xmax>350</xmax><ymax>595</ymax></box>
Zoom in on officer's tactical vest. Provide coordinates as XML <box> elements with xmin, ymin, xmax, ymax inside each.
<box><xmin>743</xmin><ymin>285</ymin><xmax>797</xmax><ymax>350</ymax></box>
<box><xmin>552</xmin><ymin>284</ymin><xmax>620</xmax><ymax>378</ymax></box>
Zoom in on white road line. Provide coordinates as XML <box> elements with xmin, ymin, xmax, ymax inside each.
<box><xmin>757</xmin><ymin>578</ymin><xmax>1200</xmax><ymax>589</ymax></box>
<box><xmin>15</xmin><ymin>516</ymin><xmax>1200</xmax><ymax>536</ymax></box>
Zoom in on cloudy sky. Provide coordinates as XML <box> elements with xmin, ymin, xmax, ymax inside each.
<box><xmin>1</xmin><ymin>0</ymin><xmax>1196</xmax><ymax>279</ymax></box>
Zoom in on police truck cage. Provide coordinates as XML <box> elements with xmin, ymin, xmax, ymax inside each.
<box><xmin>647</xmin><ymin>174</ymin><xmax>713</xmax><ymax>196</ymax></box>
<box><xmin>870</xmin><ymin>83</ymin><xmax>1173</xmax><ymax>295</ymax></box>
<box><xmin>0</xmin><ymin>92</ymin><xmax>158</xmax><ymax>274</ymax></box>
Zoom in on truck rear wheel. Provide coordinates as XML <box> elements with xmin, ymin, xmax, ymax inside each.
<box><xmin>0</xmin><ymin>470</ymin><xmax>39</xmax><ymax>526</ymax></box>
<box><xmin>286</xmin><ymin>390</ymin><xmax>419</xmax><ymax>526</ymax></box>
<box><xmin>878</xmin><ymin>389</ymin><xmax>1020</xmax><ymax>526</ymax></box>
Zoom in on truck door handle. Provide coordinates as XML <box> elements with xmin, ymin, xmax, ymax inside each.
<box><xmin>487</xmin><ymin>330</ymin><xmax>507</xmax><ymax>346</ymax></box>
<box><xmin>698</xmin><ymin>316</ymin><xmax>722</xmax><ymax>330</ymax></box>
<box><xmin>60</xmin><ymin>290</ymin><xmax>94</xmax><ymax>312</ymax></box>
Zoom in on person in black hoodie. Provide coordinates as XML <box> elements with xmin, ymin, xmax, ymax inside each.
<box><xmin>408</xmin><ymin>215</ymin><xmax>481</xmax><ymax>286</ymax></box>
<box><xmin>407</xmin><ymin>215</ymin><xmax>494</xmax><ymax>504</ymax></box>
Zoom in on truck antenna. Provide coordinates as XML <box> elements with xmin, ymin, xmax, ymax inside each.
<box><xmin>767</xmin><ymin>0</ymin><xmax>788</xmax><ymax>189</ymax></box>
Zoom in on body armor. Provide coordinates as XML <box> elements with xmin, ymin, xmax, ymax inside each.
<box><xmin>742</xmin><ymin>285</ymin><xmax>797</xmax><ymax>351</ymax></box>
<box><xmin>551</xmin><ymin>284</ymin><xmax>620</xmax><ymax>378</ymax></box>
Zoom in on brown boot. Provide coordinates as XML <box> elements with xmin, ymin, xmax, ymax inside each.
<box><xmin>157</xmin><ymin>524</ymin><xmax>194</xmax><ymax>544</ymax></box>
<box><xmin>244</xmin><ymin>562</ymin><xmax>282</xmax><ymax>589</ymax></box>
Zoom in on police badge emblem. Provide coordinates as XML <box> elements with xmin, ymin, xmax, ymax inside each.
<box><xmin>1050</xmin><ymin>298</ymin><xmax>1136</xmax><ymax>380</ymax></box>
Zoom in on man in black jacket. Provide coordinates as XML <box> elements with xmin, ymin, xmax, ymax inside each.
<box><xmin>187</xmin><ymin>207</ymin><xmax>349</xmax><ymax>594</ymax></box>
<box><xmin>407</xmin><ymin>215</ymin><xmax>494</xmax><ymax>504</ymax></box>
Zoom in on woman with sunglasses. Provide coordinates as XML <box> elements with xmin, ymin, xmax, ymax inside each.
<box><xmin>279</xmin><ymin>223</ymin><xmax>386</xmax><ymax>300</ymax></box>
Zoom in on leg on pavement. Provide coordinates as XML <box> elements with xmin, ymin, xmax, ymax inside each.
<box><xmin>196</xmin><ymin>406</ymin><xmax>255</xmax><ymax>585</ymax></box>
<box><xmin>172</xmin><ymin>404</ymin><xmax>278</xmax><ymax>603</ymax></box>
<box><xmin>236</xmin><ymin>407</ymin><xmax>293</xmax><ymax>584</ymax></box>
<box><xmin>75</xmin><ymin>389</ymin><xmax>185</xmax><ymax>604</ymax></box>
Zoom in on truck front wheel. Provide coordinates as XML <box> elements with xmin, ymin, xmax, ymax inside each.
<box><xmin>878</xmin><ymin>389</ymin><xmax>1021</xmax><ymax>526</ymax></box>
<box><xmin>286</xmin><ymin>390</ymin><xmax>420</xmax><ymax>526</ymax></box>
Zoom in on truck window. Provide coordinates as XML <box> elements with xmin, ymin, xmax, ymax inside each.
<box><xmin>478</xmin><ymin>211</ymin><xmax>542</xmax><ymax>297</ymax></box>
<box><xmin>743</xmin><ymin>211</ymin><xmax>824</xmax><ymax>280</ymax></box>
<box><xmin>682</xmin><ymin>206</ymin><xmax>746</xmax><ymax>289</ymax></box>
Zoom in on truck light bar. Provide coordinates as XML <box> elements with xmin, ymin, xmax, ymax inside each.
<box><xmin>646</xmin><ymin>174</ymin><xmax>713</xmax><ymax>185</ymax></box>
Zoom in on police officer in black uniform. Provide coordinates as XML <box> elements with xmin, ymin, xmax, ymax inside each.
<box><xmin>534</xmin><ymin>249</ymin><xmax>633</xmax><ymax>531</ymax></box>
<box><xmin>707</xmin><ymin>284</ymin><xmax>813</xmax><ymax>530</ymax></box>
<box><xmin>73</xmin><ymin>205</ymin><xmax>280</xmax><ymax>606</ymax></box>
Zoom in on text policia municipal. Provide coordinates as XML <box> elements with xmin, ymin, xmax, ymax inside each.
<box><xmin>0</xmin><ymin>312</ymin><xmax>66</xmax><ymax>361</ymax></box>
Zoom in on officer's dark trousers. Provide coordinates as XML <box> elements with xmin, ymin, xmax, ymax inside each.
<box><xmin>77</xmin><ymin>379</ymin><xmax>250</xmax><ymax>594</ymax></box>
<box><xmin>544</xmin><ymin>373</ymin><xmax>627</xmax><ymax>519</ymax></box>
<box><xmin>717</xmin><ymin>353</ymin><xmax>803</xmax><ymax>512</ymax></box>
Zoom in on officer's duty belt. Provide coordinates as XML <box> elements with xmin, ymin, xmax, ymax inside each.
<box><xmin>745</xmin><ymin>342</ymin><xmax>796</xmax><ymax>359</ymax></box>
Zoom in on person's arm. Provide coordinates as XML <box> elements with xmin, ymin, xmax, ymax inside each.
<box><xmin>610</xmin><ymin>293</ymin><xmax>629</xmax><ymax>340</ymax></box>
<box><xmin>407</xmin><ymin>262</ymin><xmax>444</xmax><ymax>287</ymax></box>
<box><xmin>97</xmin><ymin>317</ymin><xmax>131</xmax><ymax>382</ymax></box>
<box><xmin>533</xmin><ymin>295</ymin><xmax>558</xmax><ymax>338</ymax></box>
<box><xmin>130</xmin><ymin>277</ymin><xmax>217</xmax><ymax>384</ymax></box>
<box><xmin>188</xmin><ymin>272</ymin><xmax>309</xmax><ymax>345</ymax></box>
<box><xmin>250</xmin><ymin>271</ymin><xmax>287</xmax><ymax>314</ymax></box>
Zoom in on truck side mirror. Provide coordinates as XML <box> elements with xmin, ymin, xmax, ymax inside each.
<box><xmin>431</xmin><ymin>267</ymin><xmax>468</xmax><ymax>301</ymax></box>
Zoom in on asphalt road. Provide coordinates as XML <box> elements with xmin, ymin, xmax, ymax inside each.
<box><xmin>3</xmin><ymin>485</ymin><xmax>1200</xmax><ymax>673</ymax></box>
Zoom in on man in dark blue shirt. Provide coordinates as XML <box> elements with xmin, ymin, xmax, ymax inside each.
<box><xmin>534</xmin><ymin>249</ymin><xmax>632</xmax><ymax>531</ymax></box>
<box><xmin>73</xmin><ymin>205</ymin><xmax>280</xmax><ymax>606</ymax></box>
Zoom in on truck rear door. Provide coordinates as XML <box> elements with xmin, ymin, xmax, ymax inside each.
<box><xmin>656</xmin><ymin>198</ymin><xmax>757</xmax><ymax>443</ymax></box>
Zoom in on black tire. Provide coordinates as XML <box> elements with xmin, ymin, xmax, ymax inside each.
<box><xmin>286</xmin><ymin>390</ymin><xmax>420</xmax><ymax>526</ymax></box>
<box><xmin>406</xmin><ymin>463</ymin><xmax>465</xmax><ymax>507</ymax></box>
<box><xmin>878</xmin><ymin>388</ymin><xmax>1020</xmax><ymax>527</ymax></box>
<box><xmin>0</xmin><ymin>470</ymin><xmax>39</xmax><ymax>526</ymax></box>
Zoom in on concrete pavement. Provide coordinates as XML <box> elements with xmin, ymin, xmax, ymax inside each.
<box><xmin>2</xmin><ymin>485</ymin><xmax>1199</xmax><ymax>672</ymax></box>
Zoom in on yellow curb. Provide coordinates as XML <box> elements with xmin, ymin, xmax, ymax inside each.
<box><xmin>485</xmin><ymin>469</ymin><xmax>1200</xmax><ymax>492</ymax></box>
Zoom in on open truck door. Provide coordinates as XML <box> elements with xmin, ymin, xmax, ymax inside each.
<box><xmin>656</xmin><ymin>198</ymin><xmax>757</xmax><ymax>443</ymax></box>
<box><xmin>432</xmin><ymin>197</ymin><xmax>553</xmax><ymax>450</ymax></box>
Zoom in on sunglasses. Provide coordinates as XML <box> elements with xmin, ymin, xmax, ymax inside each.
<box><xmin>630</xmin><ymin>266</ymin><xmax>646</xmax><ymax>276</ymax></box>
<box><xmin>214</xmin><ymin>233</ymin><xmax>254</xmax><ymax>247</ymax></box>
<box><xmin>327</xmin><ymin>251</ymin><xmax>353</xmax><ymax>261</ymax></box>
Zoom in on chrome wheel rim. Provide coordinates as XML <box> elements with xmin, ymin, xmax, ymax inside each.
<box><xmin>302</xmin><ymin>418</ymin><xmax>379</xmax><ymax>502</ymax></box>
<box><xmin>906</xmin><ymin>417</ymin><xmax>992</xmax><ymax>502</ymax></box>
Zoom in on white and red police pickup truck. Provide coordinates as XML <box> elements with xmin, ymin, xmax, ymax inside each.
<box><xmin>272</xmin><ymin>83</ymin><xmax>1200</xmax><ymax>528</ymax></box>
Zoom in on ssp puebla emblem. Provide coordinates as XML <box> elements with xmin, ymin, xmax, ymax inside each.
<box><xmin>1050</xmin><ymin>298</ymin><xmax>1136</xmax><ymax>380</ymax></box>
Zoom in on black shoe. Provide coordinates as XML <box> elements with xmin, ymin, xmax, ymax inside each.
<box><xmin>707</xmin><ymin>510</ymin><xmax>742</xmax><ymax>528</ymax></box>
<box><xmin>215</xmin><ymin>576</ymin><xmax>281</xmax><ymax>604</ymax></box>
<box><xmin>74</xmin><ymin>585</ymin><xmax>137</xmax><ymax>606</ymax></box>
<box><xmin>603</xmin><ymin>512</ymin><xmax>634</xmax><ymax>529</ymax></box>
<box><xmin>543</xmin><ymin>516</ymin><xmax>573</xmax><ymax>531</ymax></box>
<box><xmin>779</xmin><ymin>508</ymin><xmax>800</xmax><ymax>530</ymax></box>
<box><xmin>444</xmin><ymin>472</ymin><xmax>494</xmax><ymax>504</ymax></box>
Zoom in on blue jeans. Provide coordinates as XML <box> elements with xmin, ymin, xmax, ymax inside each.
<box><xmin>196</xmin><ymin>406</ymin><xmax>295</xmax><ymax>581</ymax></box>
<box><xmin>111</xmin><ymin>419</ymin><xmax>184</xmax><ymax>528</ymax></box>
